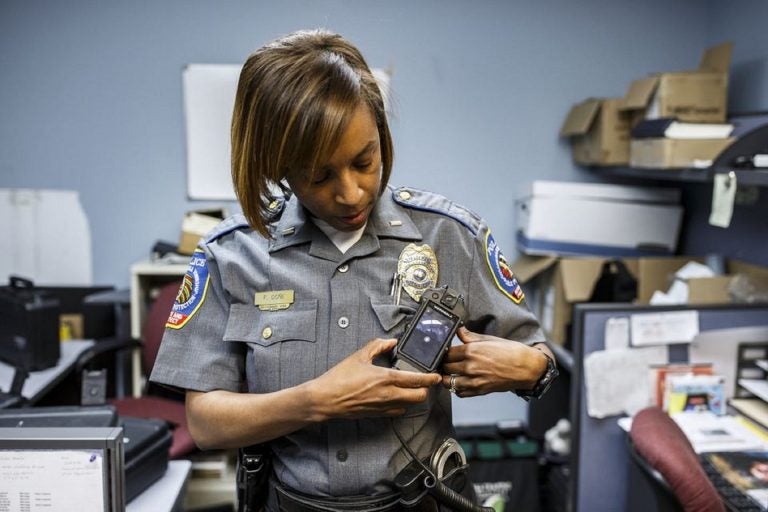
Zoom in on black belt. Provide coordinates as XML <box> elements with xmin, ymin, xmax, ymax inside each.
<box><xmin>274</xmin><ymin>483</ymin><xmax>403</xmax><ymax>512</ymax></box>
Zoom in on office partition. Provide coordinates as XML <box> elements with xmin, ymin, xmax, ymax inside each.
<box><xmin>569</xmin><ymin>302</ymin><xmax>768</xmax><ymax>512</ymax></box>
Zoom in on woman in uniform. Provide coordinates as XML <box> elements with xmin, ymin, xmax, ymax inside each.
<box><xmin>151</xmin><ymin>29</ymin><xmax>556</xmax><ymax>511</ymax></box>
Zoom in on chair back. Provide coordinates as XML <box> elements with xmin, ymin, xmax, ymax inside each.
<box><xmin>629</xmin><ymin>406</ymin><xmax>725</xmax><ymax>512</ymax></box>
<box><xmin>141</xmin><ymin>281</ymin><xmax>182</xmax><ymax>375</ymax></box>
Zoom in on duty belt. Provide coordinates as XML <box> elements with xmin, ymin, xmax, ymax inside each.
<box><xmin>275</xmin><ymin>483</ymin><xmax>402</xmax><ymax>512</ymax></box>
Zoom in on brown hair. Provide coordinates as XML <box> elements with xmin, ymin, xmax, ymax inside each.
<box><xmin>231</xmin><ymin>29</ymin><xmax>394</xmax><ymax>237</ymax></box>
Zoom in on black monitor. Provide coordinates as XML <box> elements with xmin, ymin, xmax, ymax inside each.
<box><xmin>0</xmin><ymin>426</ymin><xmax>125</xmax><ymax>511</ymax></box>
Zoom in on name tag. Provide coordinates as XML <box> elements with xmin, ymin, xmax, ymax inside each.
<box><xmin>254</xmin><ymin>290</ymin><xmax>295</xmax><ymax>311</ymax></box>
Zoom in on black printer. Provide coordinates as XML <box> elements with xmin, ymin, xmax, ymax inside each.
<box><xmin>0</xmin><ymin>276</ymin><xmax>61</xmax><ymax>371</ymax></box>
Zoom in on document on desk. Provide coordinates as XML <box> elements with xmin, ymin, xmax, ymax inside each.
<box><xmin>0</xmin><ymin>449</ymin><xmax>105</xmax><ymax>510</ymax></box>
<box><xmin>672</xmin><ymin>411</ymin><xmax>768</xmax><ymax>453</ymax></box>
<box><xmin>585</xmin><ymin>346</ymin><xmax>668</xmax><ymax>418</ymax></box>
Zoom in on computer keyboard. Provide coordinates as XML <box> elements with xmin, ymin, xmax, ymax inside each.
<box><xmin>700</xmin><ymin>452</ymin><xmax>768</xmax><ymax>512</ymax></box>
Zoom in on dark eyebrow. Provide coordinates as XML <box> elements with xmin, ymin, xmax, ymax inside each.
<box><xmin>354</xmin><ymin>140</ymin><xmax>378</xmax><ymax>159</ymax></box>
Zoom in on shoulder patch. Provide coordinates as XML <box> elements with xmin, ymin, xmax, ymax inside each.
<box><xmin>484</xmin><ymin>231</ymin><xmax>525</xmax><ymax>304</ymax></box>
<box><xmin>392</xmin><ymin>187</ymin><xmax>482</xmax><ymax>235</ymax></box>
<box><xmin>166</xmin><ymin>249</ymin><xmax>210</xmax><ymax>329</ymax></box>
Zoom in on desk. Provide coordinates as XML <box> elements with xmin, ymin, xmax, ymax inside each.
<box><xmin>128</xmin><ymin>459</ymin><xmax>192</xmax><ymax>512</ymax></box>
<box><xmin>0</xmin><ymin>340</ymin><xmax>94</xmax><ymax>403</ymax></box>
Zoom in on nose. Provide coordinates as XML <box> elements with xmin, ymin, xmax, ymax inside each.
<box><xmin>334</xmin><ymin>170</ymin><xmax>362</xmax><ymax>206</ymax></box>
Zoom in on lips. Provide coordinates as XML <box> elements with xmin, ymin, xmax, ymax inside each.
<box><xmin>337</xmin><ymin>206</ymin><xmax>369</xmax><ymax>228</ymax></box>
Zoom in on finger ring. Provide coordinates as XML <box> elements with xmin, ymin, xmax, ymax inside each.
<box><xmin>449</xmin><ymin>374</ymin><xmax>458</xmax><ymax>394</ymax></box>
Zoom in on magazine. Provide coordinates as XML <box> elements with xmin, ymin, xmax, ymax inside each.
<box><xmin>702</xmin><ymin>451</ymin><xmax>768</xmax><ymax>508</ymax></box>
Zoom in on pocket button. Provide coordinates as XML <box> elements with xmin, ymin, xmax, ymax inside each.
<box><xmin>337</xmin><ymin>316</ymin><xmax>350</xmax><ymax>329</ymax></box>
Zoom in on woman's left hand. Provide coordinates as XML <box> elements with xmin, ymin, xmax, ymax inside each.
<box><xmin>440</xmin><ymin>327</ymin><xmax>549</xmax><ymax>397</ymax></box>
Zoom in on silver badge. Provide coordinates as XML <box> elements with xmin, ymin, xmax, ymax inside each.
<box><xmin>397</xmin><ymin>243</ymin><xmax>438</xmax><ymax>302</ymax></box>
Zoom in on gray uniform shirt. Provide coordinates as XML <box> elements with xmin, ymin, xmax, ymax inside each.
<box><xmin>150</xmin><ymin>185</ymin><xmax>545</xmax><ymax>496</ymax></box>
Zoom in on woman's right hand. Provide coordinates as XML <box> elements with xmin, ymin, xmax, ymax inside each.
<box><xmin>309</xmin><ymin>338</ymin><xmax>441</xmax><ymax>420</ymax></box>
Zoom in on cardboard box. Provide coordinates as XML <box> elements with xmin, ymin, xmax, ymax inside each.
<box><xmin>629</xmin><ymin>137</ymin><xmax>735</xmax><ymax>169</ymax></box>
<box><xmin>560</xmin><ymin>97</ymin><xmax>631</xmax><ymax>166</ymax></box>
<box><xmin>622</xmin><ymin>42</ymin><xmax>733</xmax><ymax>124</ymax></box>
<box><xmin>514</xmin><ymin>254</ymin><xmax>768</xmax><ymax>345</ymax></box>
<box><xmin>178</xmin><ymin>209</ymin><xmax>227</xmax><ymax>255</ymax></box>
<box><xmin>515</xmin><ymin>181</ymin><xmax>683</xmax><ymax>257</ymax></box>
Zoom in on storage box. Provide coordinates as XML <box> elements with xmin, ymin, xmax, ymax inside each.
<box><xmin>514</xmin><ymin>255</ymin><xmax>768</xmax><ymax>345</ymax></box>
<box><xmin>629</xmin><ymin>137</ymin><xmax>735</xmax><ymax>169</ymax></box>
<box><xmin>622</xmin><ymin>42</ymin><xmax>732</xmax><ymax>124</ymax></box>
<box><xmin>515</xmin><ymin>181</ymin><xmax>683</xmax><ymax>257</ymax></box>
<box><xmin>178</xmin><ymin>208</ymin><xmax>227</xmax><ymax>255</ymax></box>
<box><xmin>560</xmin><ymin>98</ymin><xmax>631</xmax><ymax>166</ymax></box>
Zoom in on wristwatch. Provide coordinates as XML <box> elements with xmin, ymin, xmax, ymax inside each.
<box><xmin>515</xmin><ymin>346</ymin><xmax>559</xmax><ymax>401</ymax></box>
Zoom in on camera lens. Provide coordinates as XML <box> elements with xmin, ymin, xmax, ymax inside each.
<box><xmin>442</xmin><ymin>294</ymin><xmax>457</xmax><ymax>308</ymax></box>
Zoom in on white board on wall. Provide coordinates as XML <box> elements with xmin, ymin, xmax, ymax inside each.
<box><xmin>182</xmin><ymin>63</ymin><xmax>241</xmax><ymax>200</ymax></box>
<box><xmin>182</xmin><ymin>63</ymin><xmax>392</xmax><ymax>201</ymax></box>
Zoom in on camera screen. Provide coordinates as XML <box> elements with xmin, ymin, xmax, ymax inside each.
<box><xmin>400</xmin><ymin>303</ymin><xmax>457</xmax><ymax>368</ymax></box>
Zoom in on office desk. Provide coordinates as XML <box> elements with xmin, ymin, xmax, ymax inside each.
<box><xmin>128</xmin><ymin>459</ymin><xmax>192</xmax><ymax>512</ymax></box>
<box><xmin>0</xmin><ymin>340</ymin><xmax>94</xmax><ymax>403</ymax></box>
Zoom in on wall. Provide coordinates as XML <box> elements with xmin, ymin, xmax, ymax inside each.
<box><xmin>674</xmin><ymin>0</ymin><xmax>768</xmax><ymax>266</ymax></box>
<box><xmin>0</xmin><ymin>0</ymin><xmax>713</xmax><ymax>287</ymax></box>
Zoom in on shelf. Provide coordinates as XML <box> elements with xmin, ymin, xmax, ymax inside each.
<box><xmin>592</xmin><ymin>166</ymin><xmax>768</xmax><ymax>187</ymax></box>
<box><xmin>590</xmin><ymin>123</ymin><xmax>768</xmax><ymax>187</ymax></box>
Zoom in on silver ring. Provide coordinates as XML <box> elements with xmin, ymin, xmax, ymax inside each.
<box><xmin>449</xmin><ymin>374</ymin><xmax>458</xmax><ymax>394</ymax></box>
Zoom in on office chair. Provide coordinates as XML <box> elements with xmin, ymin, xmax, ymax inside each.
<box><xmin>107</xmin><ymin>280</ymin><xmax>196</xmax><ymax>459</ymax></box>
<box><xmin>75</xmin><ymin>280</ymin><xmax>195</xmax><ymax>459</ymax></box>
<box><xmin>627</xmin><ymin>406</ymin><xmax>725</xmax><ymax>512</ymax></box>
<box><xmin>0</xmin><ymin>366</ymin><xmax>28</xmax><ymax>409</ymax></box>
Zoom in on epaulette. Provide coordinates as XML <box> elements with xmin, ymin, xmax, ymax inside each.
<box><xmin>392</xmin><ymin>187</ymin><xmax>482</xmax><ymax>236</ymax></box>
<box><xmin>204</xmin><ymin>214</ymin><xmax>251</xmax><ymax>244</ymax></box>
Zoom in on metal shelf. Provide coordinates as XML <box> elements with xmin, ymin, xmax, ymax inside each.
<box><xmin>590</xmin><ymin>123</ymin><xmax>768</xmax><ymax>187</ymax></box>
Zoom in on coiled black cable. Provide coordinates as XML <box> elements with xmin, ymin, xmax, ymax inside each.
<box><xmin>391</xmin><ymin>420</ymin><xmax>494</xmax><ymax>512</ymax></box>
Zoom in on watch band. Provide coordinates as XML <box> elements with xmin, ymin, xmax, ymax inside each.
<box><xmin>515</xmin><ymin>346</ymin><xmax>559</xmax><ymax>401</ymax></box>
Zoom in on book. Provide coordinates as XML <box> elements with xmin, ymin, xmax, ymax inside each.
<box><xmin>666</xmin><ymin>373</ymin><xmax>726</xmax><ymax>415</ymax></box>
<box><xmin>649</xmin><ymin>363</ymin><xmax>713</xmax><ymax>409</ymax></box>
<box><xmin>631</xmin><ymin>117</ymin><xmax>734</xmax><ymax>139</ymax></box>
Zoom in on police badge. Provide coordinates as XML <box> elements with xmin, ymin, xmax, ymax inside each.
<box><xmin>397</xmin><ymin>243</ymin><xmax>438</xmax><ymax>302</ymax></box>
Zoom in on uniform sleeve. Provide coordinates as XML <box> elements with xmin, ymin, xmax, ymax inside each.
<box><xmin>149</xmin><ymin>246</ymin><xmax>245</xmax><ymax>393</ymax></box>
<box><xmin>465</xmin><ymin>223</ymin><xmax>547</xmax><ymax>345</ymax></box>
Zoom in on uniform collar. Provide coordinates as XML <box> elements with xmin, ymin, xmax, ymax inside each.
<box><xmin>268</xmin><ymin>186</ymin><xmax>422</xmax><ymax>256</ymax></box>
<box><xmin>368</xmin><ymin>187</ymin><xmax>422</xmax><ymax>241</ymax></box>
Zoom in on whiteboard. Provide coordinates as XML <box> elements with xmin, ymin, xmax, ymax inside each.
<box><xmin>182</xmin><ymin>64</ymin><xmax>392</xmax><ymax>201</ymax></box>
<box><xmin>182</xmin><ymin>64</ymin><xmax>241</xmax><ymax>200</ymax></box>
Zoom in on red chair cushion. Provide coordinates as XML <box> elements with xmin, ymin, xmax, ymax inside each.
<box><xmin>630</xmin><ymin>406</ymin><xmax>725</xmax><ymax>512</ymax></box>
<box><xmin>111</xmin><ymin>396</ymin><xmax>196</xmax><ymax>459</ymax></box>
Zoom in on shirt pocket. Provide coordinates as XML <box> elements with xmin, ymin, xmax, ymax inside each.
<box><xmin>369</xmin><ymin>296</ymin><xmax>416</xmax><ymax>338</ymax></box>
<box><xmin>224</xmin><ymin>300</ymin><xmax>318</xmax><ymax>392</ymax></box>
<box><xmin>370</xmin><ymin>296</ymin><xmax>431</xmax><ymax>417</ymax></box>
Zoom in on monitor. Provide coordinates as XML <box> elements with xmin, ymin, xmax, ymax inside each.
<box><xmin>0</xmin><ymin>427</ymin><xmax>125</xmax><ymax>511</ymax></box>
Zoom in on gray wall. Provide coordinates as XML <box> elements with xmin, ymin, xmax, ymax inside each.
<box><xmin>2</xmin><ymin>0</ymin><xmax>725</xmax><ymax>287</ymax></box>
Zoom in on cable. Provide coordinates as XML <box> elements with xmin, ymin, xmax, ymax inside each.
<box><xmin>390</xmin><ymin>419</ymin><xmax>494</xmax><ymax>512</ymax></box>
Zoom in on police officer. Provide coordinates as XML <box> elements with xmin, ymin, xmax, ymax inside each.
<box><xmin>150</xmin><ymin>29</ymin><xmax>556</xmax><ymax>511</ymax></box>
